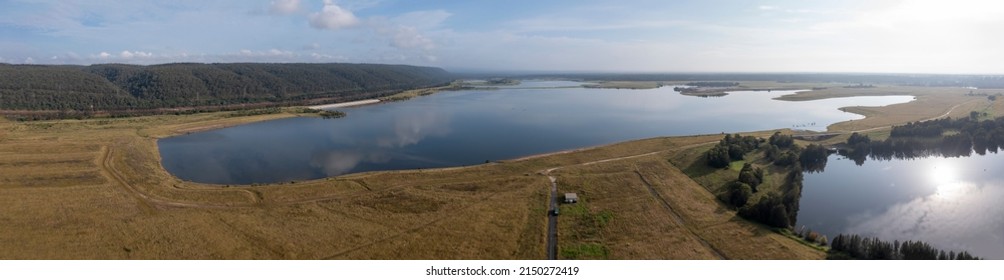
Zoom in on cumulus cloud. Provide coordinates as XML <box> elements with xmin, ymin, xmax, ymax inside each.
<box><xmin>269</xmin><ymin>0</ymin><xmax>301</xmax><ymax>15</ymax></box>
<box><xmin>24</xmin><ymin>57</ymin><xmax>35</xmax><ymax>64</ymax></box>
<box><xmin>98</xmin><ymin>52</ymin><xmax>111</xmax><ymax>59</ymax></box>
<box><xmin>309</xmin><ymin>0</ymin><xmax>359</xmax><ymax>30</ymax></box>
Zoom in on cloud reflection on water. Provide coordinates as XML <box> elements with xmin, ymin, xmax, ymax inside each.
<box><xmin>842</xmin><ymin>180</ymin><xmax>1004</xmax><ymax>259</ymax></box>
<box><xmin>310</xmin><ymin>111</ymin><xmax>451</xmax><ymax>176</ymax></box>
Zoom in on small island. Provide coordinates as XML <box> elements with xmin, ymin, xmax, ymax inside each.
<box><xmin>674</xmin><ymin>81</ymin><xmax>741</xmax><ymax>97</ymax></box>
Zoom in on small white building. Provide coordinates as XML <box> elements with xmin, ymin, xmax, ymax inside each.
<box><xmin>563</xmin><ymin>193</ymin><xmax>578</xmax><ymax>204</ymax></box>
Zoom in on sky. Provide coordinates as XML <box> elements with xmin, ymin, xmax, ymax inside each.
<box><xmin>2</xmin><ymin>0</ymin><xmax>1004</xmax><ymax>73</ymax></box>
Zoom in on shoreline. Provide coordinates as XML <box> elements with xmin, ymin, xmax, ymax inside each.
<box><xmin>153</xmin><ymin>82</ymin><xmax>960</xmax><ymax>183</ymax></box>
<box><xmin>307</xmin><ymin>99</ymin><xmax>381</xmax><ymax>110</ymax></box>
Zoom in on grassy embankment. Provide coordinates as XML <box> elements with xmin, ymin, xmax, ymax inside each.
<box><xmin>0</xmin><ymin>84</ymin><xmax>983</xmax><ymax>259</ymax></box>
<box><xmin>0</xmin><ymin>111</ymin><xmax>824</xmax><ymax>259</ymax></box>
<box><xmin>667</xmin><ymin>84</ymin><xmax>998</xmax><ymax>252</ymax></box>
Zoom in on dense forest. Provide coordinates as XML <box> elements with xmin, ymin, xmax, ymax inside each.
<box><xmin>0</xmin><ymin>63</ymin><xmax>453</xmax><ymax>119</ymax></box>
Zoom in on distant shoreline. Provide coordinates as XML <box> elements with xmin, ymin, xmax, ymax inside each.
<box><xmin>307</xmin><ymin>99</ymin><xmax>381</xmax><ymax>110</ymax></box>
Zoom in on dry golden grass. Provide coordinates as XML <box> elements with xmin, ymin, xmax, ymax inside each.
<box><xmin>0</xmin><ymin>111</ymin><xmax>820</xmax><ymax>259</ymax></box>
<box><xmin>775</xmin><ymin>85</ymin><xmax>988</xmax><ymax>132</ymax></box>
<box><xmin>1</xmin><ymin>84</ymin><xmax>981</xmax><ymax>259</ymax></box>
<box><xmin>552</xmin><ymin>135</ymin><xmax>824</xmax><ymax>260</ymax></box>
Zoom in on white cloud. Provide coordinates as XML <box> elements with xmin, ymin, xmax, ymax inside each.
<box><xmin>310</xmin><ymin>52</ymin><xmax>346</xmax><ymax>61</ymax></box>
<box><xmin>366</xmin><ymin>10</ymin><xmax>450</xmax><ymax>52</ymax></box>
<box><xmin>24</xmin><ymin>57</ymin><xmax>35</xmax><ymax>64</ymax></box>
<box><xmin>759</xmin><ymin>5</ymin><xmax>779</xmax><ymax>11</ymax></box>
<box><xmin>120</xmin><ymin>50</ymin><xmax>153</xmax><ymax>59</ymax></box>
<box><xmin>269</xmin><ymin>0</ymin><xmax>301</xmax><ymax>15</ymax></box>
<box><xmin>309</xmin><ymin>1</ymin><xmax>359</xmax><ymax>30</ymax></box>
<box><xmin>391</xmin><ymin>10</ymin><xmax>452</xmax><ymax>30</ymax></box>
<box><xmin>387</xmin><ymin>26</ymin><xmax>434</xmax><ymax>50</ymax></box>
<box><xmin>98</xmin><ymin>52</ymin><xmax>111</xmax><ymax>59</ymax></box>
<box><xmin>267</xmin><ymin>48</ymin><xmax>292</xmax><ymax>56</ymax></box>
<box><xmin>303</xmin><ymin>42</ymin><xmax>321</xmax><ymax>50</ymax></box>
<box><xmin>234</xmin><ymin>48</ymin><xmax>294</xmax><ymax>58</ymax></box>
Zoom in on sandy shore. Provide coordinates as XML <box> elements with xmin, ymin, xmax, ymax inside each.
<box><xmin>308</xmin><ymin>99</ymin><xmax>381</xmax><ymax>110</ymax></box>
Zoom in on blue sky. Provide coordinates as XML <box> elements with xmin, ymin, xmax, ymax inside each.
<box><xmin>1</xmin><ymin>0</ymin><xmax>1003</xmax><ymax>73</ymax></box>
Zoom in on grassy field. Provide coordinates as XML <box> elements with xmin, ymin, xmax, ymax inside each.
<box><xmin>775</xmin><ymin>85</ymin><xmax>992</xmax><ymax>132</ymax></box>
<box><xmin>0</xmin><ymin>84</ymin><xmax>982</xmax><ymax>259</ymax></box>
<box><xmin>551</xmin><ymin>137</ymin><xmax>823</xmax><ymax>259</ymax></box>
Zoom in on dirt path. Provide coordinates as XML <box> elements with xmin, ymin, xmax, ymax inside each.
<box><xmin>98</xmin><ymin>145</ymin><xmax>156</xmax><ymax>214</ymax></box>
<box><xmin>537</xmin><ymin>144</ymin><xmax>718</xmax><ymax>260</ymax></box>
<box><xmin>546</xmin><ymin>175</ymin><xmax>558</xmax><ymax>260</ymax></box>
<box><xmin>98</xmin><ymin>145</ymin><xmax>259</xmax><ymax>210</ymax></box>
<box><xmin>634</xmin><ymin>170</ymin><xmax>726</xmax><ymax>259</ymax></box>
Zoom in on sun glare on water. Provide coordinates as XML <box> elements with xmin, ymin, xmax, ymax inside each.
<box><xmin>929</xmin><ymin>160</ymin><xmax>962</xmax><ymax>198</ymax></box>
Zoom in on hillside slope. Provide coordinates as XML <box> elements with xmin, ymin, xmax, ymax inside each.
<box><xmin>0</xmin><ymin>63</ymin><xmax>453</xmax><ymax>117</ymax></box>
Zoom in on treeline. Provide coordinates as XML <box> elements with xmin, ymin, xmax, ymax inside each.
<box><xmin>706</xmin><ymin>132</ymin><xmax>829</xmax><ymax>228</ymax></box>
<box><xmin>505</xmin><ymin>72</ymin><xmax>1004</xmax><ymax>89</ymax></box>
<box><xmin>829</xmin><ymin>234</ymin><xmax>981</xmax><ymax>260</ymax></box>
<box><xmin>685</xmin><ymin>81</ymin><xmax>738</xmax><ymax>87</ymax></box>
<box><xmin>843</xmin><ymin>113</ymin><xmax>1004</xmax><ymax>164</ymax></box>
<box><xmin>0</xmin><ymin>63</ymin><xmax>453</xmax><ymax>119</ymax></box>
<box><xmin>705</xmin><ymin>133</ymin><xmax>761</xmax><ymax>168</ymax></box>
<box><xmin>737</xmin><ymin>167</ymin><xmax>803</xmax><ymax>228</ymax></box>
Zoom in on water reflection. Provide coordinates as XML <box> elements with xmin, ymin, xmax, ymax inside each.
<box><xmin>310</xmin><ymin>150</ymin><xmax>388</xmax><ymax>176</ymax></box>
<box><xmin>800</xmin><ymin>153</ymin><xmax>1004</xmax><ymax>259</ymax></box>
<box><xmin>311</xmin><ymin>111</ymin><xmax>452</xmax><ymax>176</ymax></box>
<box><xmin>376</xmin><ymin>112</ymin><xmax>451</xmax><ymax>148</ymax></box>
<box><xmin>844</xmin><ymin>181</ymin><xmax>1004</xmax><ymax>259</ymax></box>
<box><xmin>928</xmin><ymin>159</ymin><xmax>958</xmax><ymax>187</ymax></box>
<box><xmin>160</xmin><ymin>86</ymin><xmax>912</xmax><ymax>185</ymax></box>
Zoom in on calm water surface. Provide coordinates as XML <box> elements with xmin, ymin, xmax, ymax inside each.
<box><xmin>799</xmin><ymin>153</ymin><xmax>1004</xmax><ymax>259</ymax></box>
<box><xmin>159</xmin><ymin>85</ymin><xmax>911</xmax><ymax>184</ymax></box>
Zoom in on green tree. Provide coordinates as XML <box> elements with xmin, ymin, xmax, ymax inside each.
<box><xmin>726</xmin><ymin>181</ymin><xmax>752</xmax><ymax>207</ymax></box>
<box><xmin>705</xmin><ymin>145</ymin><xmax>731</xmax><ymax>168</ymax></box>
<box><xmin>799</xmin><ymin>144</ymin><xmax>829</xmax><ymax>172</ymax></box>
<box><xmin>737</xmin><ymin>163</ymin><xmax>764</xmax><ymax>192</ymax></box>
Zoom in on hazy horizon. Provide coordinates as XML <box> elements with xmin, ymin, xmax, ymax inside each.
<box><xmin>3</xmin><ymin>0</ymin><xmax>1003</xmax><ymax>74</ymax></box>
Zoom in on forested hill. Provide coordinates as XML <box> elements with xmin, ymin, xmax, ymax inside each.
<box><xmin>0</xmin><ymin>63</ymin><xmax>453</xmax><ymax>117</ymax></box>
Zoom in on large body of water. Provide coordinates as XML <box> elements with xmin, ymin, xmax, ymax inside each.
<box><xmin>798</xmin><ymin>153</ymin><xmax>1004</xmax><ymax>259</ymax></box>
<box><xmin>159</xmin><ymin>81</ymin><xmax>912</xmax><ymax>184</ymax></box>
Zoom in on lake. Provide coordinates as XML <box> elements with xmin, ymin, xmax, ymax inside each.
<box><xmin>158</xmin><ymin>83</ymin><xmax>912</xmax><ymax>185</ymax></box>
<box><xmin>798</xmin><ymin>153</ymin><xmax>1004</xmax><ymax>259</ymax></box>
